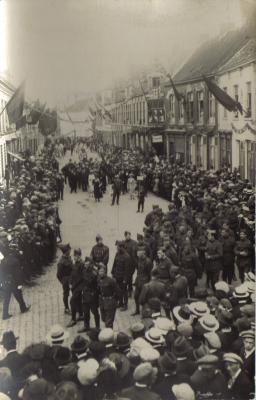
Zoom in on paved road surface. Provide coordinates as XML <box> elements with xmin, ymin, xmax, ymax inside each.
<box><xmin>0</xmin><ymin>150</ymin><xmax>169</xmax><ymax>351</ymax></box>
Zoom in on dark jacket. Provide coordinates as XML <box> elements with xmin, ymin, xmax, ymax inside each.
<box><xmin>205</xmin><ymin>239</ymin><xmax>223</xmax><ymax>272</ymax></box>
<box><xmin>57</xmin><ymin>254</ymin><xmax>73</xmax><ymax>284</ymax></box>
<box><xmin>112</xmin><ymin>250</ymin><xmax>131</xmax><ymax>281</ymax></box>
<box><xmin>90</xmin><ymin>243</ymin><xmax>109</xmax><ymax>265</ymax></box>
<box><xmin>0</xmin><ymin>253</ymin><xmax>23</xmax><ymax>288</ymax></box>
<box><xmin>226</xmin><ymin>369</ymin><xmax>254</xmax><ymax>399</ymax></box>
<box><xmin>120</xmin><ymin>385</ymin><xmax>161</xmax><ymax>400</ymax></box>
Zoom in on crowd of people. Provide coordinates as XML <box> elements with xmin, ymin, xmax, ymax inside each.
<box><xmin>0</xmin><ymin>142</ymin><xmax>62</xmax><ymax>321</ymax></box>
<box><xmin>0</xmin><ymin>136</ymin><xmax>255</xmax><ymax>400</ymax></box>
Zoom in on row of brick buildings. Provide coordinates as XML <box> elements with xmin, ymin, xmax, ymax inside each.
<box><xmin>0</xmin><ymin>77</ymin><xmax>44</xmax><ymax>182</ymax></box>
<box><xmin>94</xmin><ymin>28</ymin><xmax>256</xmax><ymax>185</ymax></box>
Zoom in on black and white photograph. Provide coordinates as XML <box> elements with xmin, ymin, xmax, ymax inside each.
<box><xmin>0</xmin><ymin>0</ymin><xmax>255</xmax><ymax>399</ymax></box>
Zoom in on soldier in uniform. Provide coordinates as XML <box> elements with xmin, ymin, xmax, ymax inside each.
<box><xmin>0</xmin><ymin>243</ymin><xmax>30</xmax><ymax>320</ymax></box>
<box><xmin>131</xmin><ymin>249</ymin><xmax>152</xmax><ymax>316</ymax></box>
<box><xmin>57</xmin><ymin>243</ymin><xmax>73</xmax><ymax>314</ymax></box>
<box><xmin>90</xmin><ymin>234</ymin><xmax>109</xmax><ymax>268</ymax></box>
<box><xmin>123</xmin><ymin>231</ymin><xmax>138</xmax><ymax>297</ymax></box>
<box><xmin>111</xmin><ymin>241</ymin><xmax>131</xmax><ymax>311</ymax></box>
<box><xmin>67</xmin><ymin>248</ymin><xmax>84</xmax><ymax>327</ymax></box>
<box><xmin>78</xmin><ymin>257</ymin><xmax>100</xmax><ymax>333</ymax></box>
<box><xmin>234</xmin><ymin>230</ymin><xmax>252</xmax><ymax>283</ymax></box>
<box><xmin>98</xmin><ymin>265</ymin><xmax>120</xmax><ymax>328</ymax></box>
<box><xmin>205</xmin><ymin>230</ymin><xmax>223</xmax><ymax>290</ymax></box>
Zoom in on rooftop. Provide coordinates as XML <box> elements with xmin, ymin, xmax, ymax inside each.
<box><xmin>217</xmin><ymin>38</ymin><xmax>256</xmax><ymax>74</ymax></box>
<box><xmin>174</xmin><ymin>27</ymin><xmax>251</xmax><ymax>83</ymax></box>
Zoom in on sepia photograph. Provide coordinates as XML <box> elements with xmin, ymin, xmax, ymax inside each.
<box><xmin>0</xmin><ymin>0</ymin><xmax>255</xmax><ymax>399</ymax></box>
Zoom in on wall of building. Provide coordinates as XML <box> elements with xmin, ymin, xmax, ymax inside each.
<box><xmin>217</xmin><ymin>62</ymin><xmax>256</xmax><ymax>183</ymax></box>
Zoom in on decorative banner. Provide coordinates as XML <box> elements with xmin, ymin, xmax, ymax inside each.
<box><xmin>231</xmin><ymin>122</ymin><xmax>256</xmax><ymax>135</ymax></box>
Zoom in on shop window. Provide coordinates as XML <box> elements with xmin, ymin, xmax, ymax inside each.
<box><xmin>245</xmin><ymin>82</ymin><xmax>252</xmax><ymax>118</ymax></box>
<box><xmin>233</xmin><ymin>85</ymin><xmax>239</xmax><ymax>119</ymax></box>
<box><xmin>197</xmin><ymin>91</ymin><xmax>204</xmax><ymax>122</ymax></box>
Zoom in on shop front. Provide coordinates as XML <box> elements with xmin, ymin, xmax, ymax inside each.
<box><xmin>151</xmin><ymin>132</ymin><xmax>164</xmax><ymax>156</ymax></box>
<box><xmin>165</xmin><ymin>129</ymin><xmax>186</xmax><ymax>163</ymax></box>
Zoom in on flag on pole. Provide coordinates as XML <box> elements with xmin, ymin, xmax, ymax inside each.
<box><xmin>166</xmin><ymin>74</ymin><xmax>184</xmax><ymax>103</ymax></box>
<box><xmin>6</xmin><ymin>81</ymin><xmax>25</xmax><ymax>125</ymax></box>
<box><xmin>203</xmin><ymin>75</ymin><xmax>243</xmax><ymax>114</ymax></box>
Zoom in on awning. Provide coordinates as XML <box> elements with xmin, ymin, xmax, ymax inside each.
<box><xmin>7</xmin><ymin>151</ymin><xmax>24</xmax><ymax>161</ymax></box>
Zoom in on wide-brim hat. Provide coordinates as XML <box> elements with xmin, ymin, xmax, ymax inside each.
<box><xmin>189</xmin><ymin>302</ymin><xmax>210</xmax><ymax>317</ymax></box>
<box><xmin>173</xmin><ymin>305</ymin><xmax>194</xmax><ymax>324</ymax></box>
<box><xmin>154</xmin><ymin>317</ymin><xmax>176</xmax><ymax>335</ymax></box>
<box><xmin>71</xmin><ymin>335</ymin><xmax>89</xmax><ymax>353</ymax></box>
<box><xmin>53</xmin><ymin>346</ymin><xmax>72</xmax><ymax>366</ymax></box>
<box><xmin>198</xmin><ymin>315</ymin><xmax>220</xmax><ymax>332</ymax></box>
<box><xmin>172</xmin><ymin>336</ymin><xmax>193</xmax><ymax>358</ymax></box>
<box><xmin>46</xmin><ymin>324</ymin><xmax>69</xmax><ymax>345</ymax></box>
<box><xmin>115</xmin><ymin>332</ymin><xmax>131</xmax><ymax>349</ymax></box>
<box><xmin>158</xmin><ymin>351</ymin><xmax>177</xmax><ymax>373</ymax></box>
<box><xmin>233</xmin><ymin>285</ymin><xmax>250</xmax><ymax>301</ymax></box>
<box><xmin>145</xmin><ymin>328</ymin><xmax>165</xmax><ymax>344</ymax></box>
<box><xmin>108</xmin><ymin>352</ymin><xmax>130</xmax><ymax>378</ymax></box>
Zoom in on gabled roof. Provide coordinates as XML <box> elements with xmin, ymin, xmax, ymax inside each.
<box><xmin>217</xmin><ymin>38</ymin><xmax>256</xmax><ymax>74</ymax></box>
<box><xmin>174</xmin><ymin>27</ymin><xmax>251</xmax><ymax>83</ymax></box>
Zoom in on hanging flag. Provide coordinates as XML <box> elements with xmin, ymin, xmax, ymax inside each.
<box><xmin>6</xmin><ymin>81</ymin><xmax>25</xmax><ymax>125</ymax></box>
<box><xmin>166</xmin><ymin>74</ymin><xmax>185</xmax><ymax>103</ymax></box>
<box><xmin>203</xmin><ymin>75</ymin><xmax>243</xmax><ymax>114</ymax></box>
<box><xmin>89</xmin><ymin>106</ymin><xmax>96</xmax><ymax>118</ymax></box>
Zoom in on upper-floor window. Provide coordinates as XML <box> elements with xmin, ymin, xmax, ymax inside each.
<box><xmin>233</xmin><ymin>85</ymin><xmax>239</xmax><ymax>118</ymax></box>
<box><xmin>197</xmin><ymin>91</ymin><xmax>204</xmax><ymax>122</ymax></box>
<box><xmin>209</xmin><ymin>92</ymin><xmax>215</xmax><ymax>118</ymax></box>
<box><xmin>246</xmin><ymin>82</ymin><xmax>252</xmax><ymax>118</ymax></box>
<box><xmin>187</xmin><ymin>92</ymin><xmax>194</xmax><ymax>122</ymax></box>
<box><xmin>170</xmin><ymin>94</ymin><xmax>175</xmax><ymax>119</ymax></box>
<box><xmin>142</xmin><ymin>102</ymin><xmax>145</xmax><ymax>124</ymax></box>
<box><xmin>178</xmin><ymin>100</ymin><xmax>184</xmax><ymax>120</ymax></box>
<box><xmin>152</xmin><ymin>77</ymin><xmax>160</xmax><ymax>88</ymax></box>
<box><xmin>223</xmin><ymin>87</ymin><xmax>227</xmax><ymax>118</ymax></box>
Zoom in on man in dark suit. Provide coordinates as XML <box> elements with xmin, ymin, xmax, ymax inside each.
<box><xmin>0</xmin><ymin>331</ymin><xmax>28</xmax><ymax>380</ymax></box>
<box><xmin>223</xmin><ymin>352</ymin><xmax>254</xmax><ymax>400</ymax></box>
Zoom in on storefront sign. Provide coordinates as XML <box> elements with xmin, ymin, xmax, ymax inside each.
<box><xmin>152</xmin><ymin>135</ymin><xmax>163</xmax><ymax>143</ymax></box>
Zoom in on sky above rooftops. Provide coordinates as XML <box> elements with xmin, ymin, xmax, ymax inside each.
<box><xmin>0</xmin><ymin>0</ymin><xmax>253</xmax><ymax>107</ymax></box>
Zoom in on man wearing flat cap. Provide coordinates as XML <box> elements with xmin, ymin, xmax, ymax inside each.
<box><xmin>223</xmin><ymin>352</ymin><xmax>254</xmax><ymax>399</ymax></box>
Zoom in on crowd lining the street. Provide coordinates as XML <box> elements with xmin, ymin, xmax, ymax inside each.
<box><xmin>0</xmin><ymin>136</ymin><xmax>255</xmax><ymax>400</ymax></box>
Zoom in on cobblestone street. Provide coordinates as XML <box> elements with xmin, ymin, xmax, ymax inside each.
<box><xmin>0</xmin><ymin>152</ymin><xmax>169</xmax><ymax>351</ymax></box>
